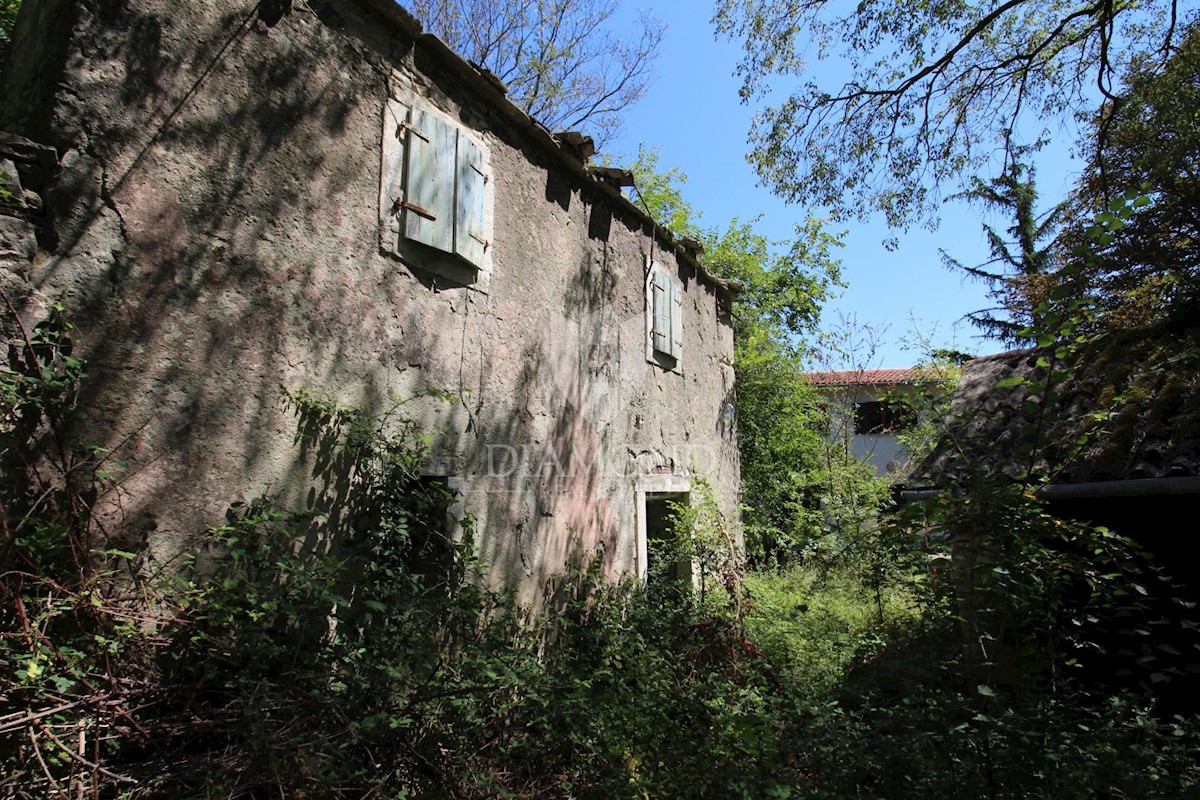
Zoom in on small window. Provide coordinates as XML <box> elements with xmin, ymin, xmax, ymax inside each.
<box><xmin>854</xmin><ymin>400</ymin><xmax>914</xmax><ymax>435</ymax></box>
<box><xmin>406</xmin><ymin>476</ymin><xmax>465</xmax><ymax>590</ymax></box>
<box><xmin>380</xmin><ymin>83</ymin><xmax>493</xmax><ymax>289</ymax></box>
<box><xmin>646</xmin><ymin>260</ymin><xmax>682</xmax><ymax>370</ymax></box>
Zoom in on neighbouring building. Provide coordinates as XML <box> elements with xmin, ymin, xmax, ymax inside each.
<box><xmin>899</xmin><ymin>329</ymin><xmax>1200</xmax><ymax>708</ymax></box>
<box><xmin>804</xmin><ymin>368</ymin><xmax>933</xmax><ymax>477</ymax></box>
<box><xmin>902</xmin><ymin>330</ymin><xmax>1200</xmax><ymax>554</ymax></box>
<box><xmin>0</xmin><ymin>0</ymin><xmax>740</xmax><ymax>602</ymax></box>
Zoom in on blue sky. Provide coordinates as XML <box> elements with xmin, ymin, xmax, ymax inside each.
<box><xmin>603</xmin><ymin>1</ymin><xmax>1085</xmax><ymax>368</ymax></box>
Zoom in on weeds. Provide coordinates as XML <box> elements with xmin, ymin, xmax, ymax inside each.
<box><xmin>2</xmin><ymin>294</ymin><xmax>1197</xmax><ymax>798</ymax></box>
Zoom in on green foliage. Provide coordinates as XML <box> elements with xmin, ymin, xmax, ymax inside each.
<box><xmin>0</xmin><ymin>298</ymin><xmax>149</xmax><ymax>797</ymax></box>
<box><xmin>660</xmin><ymin>472</ymin><xmax>742</xmax><ymax>598</ymax></box>
<box><xmin>889</xmin><ymin>358</ymin><xmax>961</xmax><ymax>471</ymax></box>
<box><xmin>840</xmin><ymin>482</ymin><xmax>1200</xmax><ymax>800</ymax></box>
<box><xmin>803</xmin><ymin>681</ymin><xmax>1200</xmax><ymax>800</ymax></box>
<box><xmin>0</xmin><ymin>0</ymin><xmax>19</xmax><ymax>48</ymax></box>
<box><xmin>847</xmin><ymin>200</ymin><xmax>1200</xmax><ymax>798</ymax></box>
<box><xmin>0</xmin><ymin>297</ymin><xmax>856</xmax><ymax>797</ymax></box>
<box><xmin>3</xmin><ymin>295</ymin><xmax>1197</xmax><ymax>799</ymax></box>
<box><xmin>744</xmin><ymin>564</ymin><xmax>918</xmax><ymax>695</ymax></box>
<box><xmin>707</xmin><ymin>216</ymin><xmax>852</xmax><ymax>564</ymax></box>
<box><xmin>1062</xmin><ymin>23</ymin><xmax>1200</xmax><ymax>327</ymax></box>
<box><xmin>943</xmin><ymin>160</ymin><xmax>1066</xmax><ymax>344</ymax></box>
<box><xmin>711</xmin><ymin>214</ymin><xmax>842</xmax><ymax>345</ymax></box>
<box><xmin>624</xmin><ymin>143</ymin><xmax>844</xmax><ymax>348</ymax></box>
<box><xmin>712</xmin><ymin>0</ymin><xmax>1179</xmax><ymax>228</ymax></box>
<box><xmin>626</xmin><ymin>143</ymin><xmax>698</xmax><ymax>236</ymax></box>
<box><xmin>517</xmin><ymin>508</ymin><xmax>801</xmax><ymax>799</ymax></box>
<box><xmin>795</xmin><ymin>394</ymin><xmax>891</xmax><ymax>555</ymax></box>
<box><xmin>734</xmin><ymin>335</ymin><xmax>830</xmax><ymax>561</ymax></box>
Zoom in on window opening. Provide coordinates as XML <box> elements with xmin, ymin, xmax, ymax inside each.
<box><xmin>406</xmin><ymin>476</ymin><xmax>460</xmax><ymax>585</ymax></box>
<box><xmin>853</xmin><ymin>400</ymin><xmax>915</xmax><ymax>435</ymax></box>
<box><xmin>380</xmin><ymin>85</ymin><xmax>494</xmax><ymax>290</ymax></box>
<box><xmin>646</xmin><ymin>260</ymin><xmax>682</xmax><ymax>370</ymax></box>
<box><xmin>644</xmin><ymin>492</ymin><xmax>691</xmax><ymax>587</ymax></box>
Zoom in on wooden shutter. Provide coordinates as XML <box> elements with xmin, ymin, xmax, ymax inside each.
<box><xmin>651</xmin><ymin>269</ymin><xmax>671</xmax><ymax>354</ymax></box>
<box><xmin>455</xmin><ymin>132</ymin><xmax>487</xmax><ymax>268</ymax></box>
<box><xmin>670</xmin><ymin>279</ymin><xmax>683</xmax><ymax>360</ymax></box>
<box><xmin>404</xmin><ymin>107</ymin><xmax>455</xmax><ymax>254</ymax></box>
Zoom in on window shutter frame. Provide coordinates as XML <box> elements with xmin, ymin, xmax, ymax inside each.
<box><xmin>651</xmin><ymin>268</ymin><xmax>671</xmax><ymax>354</ymax></box>
<box><xmin>669</xmin><ymin>279</ymin><xmax>683</xmax><ymax>360</ymax></box>
<box><xmin>381</xmin><ymin>97</ymin><xmax>411</xmax><ymax>245</ymax></box>
<box><xmin>381</xmin><ymin>81</ymin><xmax>495</xmax><ymax>290</ymax></box>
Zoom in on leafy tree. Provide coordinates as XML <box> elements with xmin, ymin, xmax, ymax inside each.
<box><xmin>404</xmin><ymin>0</ymin><xmax>664</xmax><ymax>143</ymax></box>
<box><xmin>698</xmin><ymin>214</ymin><xmax>840</xmax><ymax>562</ymax></box>
<box><xmin>713</xmin><ymin>0</ymin><xmax>1190</xmax><ymax>228</ymax></box>
<box><xmin>623</xmin><ymin>144</ymin><xmax>696</xmax><ymax>235</ymax></box>
<box><xmin>627</xmin><ymin>146</ymin><xmax>840</xmax><ymax>353</ymax></box>
<box><xmin>1061</xmin><ymin>21</ymin><xmax>1200</xmax><ymax>327</ymax></box>
<box><xmin>732</xmin><ymin>334</ymin><xmax>829</xmax><ymax>563</ymax></box>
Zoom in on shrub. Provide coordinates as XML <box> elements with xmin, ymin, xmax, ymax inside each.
<box><xmin>3</xmin><ymin>299</ymin><xmax>1197</xmax><ymax>799</ymax></box>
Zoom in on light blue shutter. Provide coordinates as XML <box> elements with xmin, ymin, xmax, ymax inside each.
<box><xmin>651</xmin><ymin>269</ymin><xmax>670</xmax><ymax>354</ymax></box>
<box><xmin>455</xmin><ymin>133</ymin><xmax>487</xmax><ymax>268</ymax></box>
<box><xmin>670</xmin><ymin>280</ymin><xmax>683</xmax><ymax>360</ymax></box>
<box><xmin>404</xmin><ymin>107</ymin><xmax>455</xmax><ymax>254</ymax></box>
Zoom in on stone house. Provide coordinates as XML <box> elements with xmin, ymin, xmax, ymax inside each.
<box><xmin>0</xmin><ymin>0</ymin><xmax>740</xmax><ymax>602</ymax></box>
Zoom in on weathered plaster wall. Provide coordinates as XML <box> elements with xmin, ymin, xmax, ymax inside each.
<box><xmin>0</xmin><ymin>0</ymin><xmax>738</xmax><ymax>601</ymax></box>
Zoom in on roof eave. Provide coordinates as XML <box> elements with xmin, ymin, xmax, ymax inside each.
<box><xmin>352</xmin><ymin>0</ymin><xmax>740</xmax><ymax>301</ymax></box>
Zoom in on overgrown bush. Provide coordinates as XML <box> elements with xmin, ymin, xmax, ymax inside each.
<box><xmin>3</xmin><ymin>295</ymin><xmax>1197</xmax><ymax>799</ymax></box>
<box><xmin>743</xmin><ymin>563</ymin><xmax>920</xmax><ymax>696</ymax></box>
<box><xmin>0</xmin><ymin>301</ymin><xmax>816</xmax><ymax>798</ymax></box>
<box><xmin>792</xmin><ymin>483</ymin><xmax>1200</xmax><ymax>800</ymax></box>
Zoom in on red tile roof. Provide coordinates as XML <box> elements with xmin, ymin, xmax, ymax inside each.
<box><xmin>803</xmin><ymin>368</ymin><xmax>926</xmax><ymax>387</ymax></box>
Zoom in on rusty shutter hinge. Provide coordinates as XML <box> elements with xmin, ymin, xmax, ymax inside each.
<box><xmin>397</xmin><ymin>120</ymin><xmax>429</xmax><ymax>142</ymax></box>
<box><xmin>392</xmin><ymin>198</ymin><xmax>437</xmax><ymax>220</ymax></box>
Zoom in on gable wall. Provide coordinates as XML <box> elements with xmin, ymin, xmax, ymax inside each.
<box><xmin>0</xmin><ymin>0</ymin><xmax>738</xmax><ymax>601</ymax></box>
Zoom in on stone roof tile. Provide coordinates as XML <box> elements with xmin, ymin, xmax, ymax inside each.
<box><xmin>910</xmin><ymin>323</ymin><xmax>1200</xmax><ymax>488</ymax></box>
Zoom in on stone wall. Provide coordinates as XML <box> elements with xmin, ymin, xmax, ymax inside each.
<box><xmin>0</xmin><ymin>0</ymin><xmax>739</xmax><ymax>601</ymax></box>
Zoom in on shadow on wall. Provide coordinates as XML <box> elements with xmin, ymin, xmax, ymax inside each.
<box><xmin>468</xmin><ymin>243</ymin><xmax>624</xmax><ymax>594</ymax></box>
<box><xmin>0</xmin><ymin>2</ymin><xmax>482</xmax><ymax>548</ymax></box>
<box><xmin>2</xmin><ymin>0</ymin><xmax>668</xmax><ymax>599</ymax></box>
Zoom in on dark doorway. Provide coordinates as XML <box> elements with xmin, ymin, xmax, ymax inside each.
<box><xmin>645</xmin><ymin>492</ymin><xmax>691</xmax><ymax>586</ymax></box>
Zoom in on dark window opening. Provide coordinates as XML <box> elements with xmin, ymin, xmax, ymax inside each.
<box><xmin>407</xmin><ymin>476</ymin><xmax>459</xmax><ymax>582</ymax></box>
<box><xmin>854</xmin><ymin>400</ymin><xmax>915</xmax><ymax>435</ymax></box>
<box><xmin>645</xmin><ymin>492</ymin><xmax>691</xmax><ymax>586</ymax></box>
<box><xmin>647</xmin><ymin>263</ymin><xmax>683</xmax><ymax>370</ymax></box>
